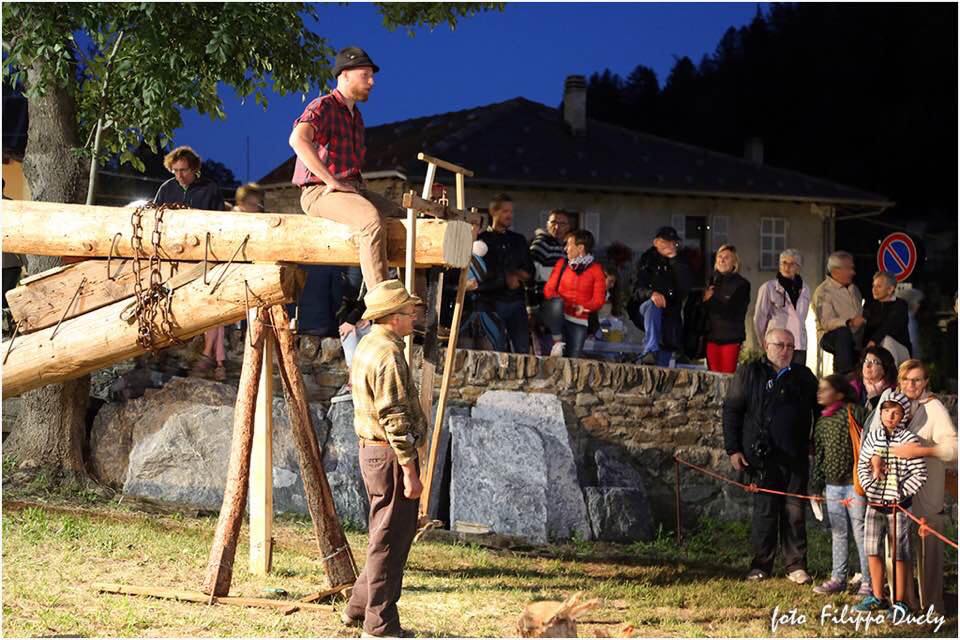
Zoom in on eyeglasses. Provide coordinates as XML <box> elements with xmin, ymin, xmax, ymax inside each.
<box><xmin>901</xmin><ymin>376</ymin><xmax>927</xmax><ymax>385</ymax></box>
<box><xmin>767</xmin><ymin>342</ymin><xmax>795</xmax><ymax>350</ymax></box>
<box><xmin>396</xmin><ymin>311</ymin><xmax>418</xmax><ymax>318</ymax></box>
<box><xmin>863</xmin><ymin>359</ymin><xmax>883</xmax><ymax>366</ymax></box>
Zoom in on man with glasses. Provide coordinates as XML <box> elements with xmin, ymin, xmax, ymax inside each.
<box><xmin>342</xmin><ymin>279</ymin><xmax>426</xmax><ymax>638</ymax></box>
<box><xmin>813</xmin><ymin>251</ymin><xmax>864</xmax><ymax>375</ymax></box>
<box><xmin>529</xmin><ymin>209</ymin><xmax>574</xmax><ymax>354</ymax></box>
<box><xmin>723</xmin><ymin>328</ymin><xmax>818</xmax><ymax>584</ymax></box>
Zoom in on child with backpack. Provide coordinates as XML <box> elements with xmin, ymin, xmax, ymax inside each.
<box><xmin>810</xmin><ymin>374</ymin><xmax>870</xmax><ymax>596</ymax></box>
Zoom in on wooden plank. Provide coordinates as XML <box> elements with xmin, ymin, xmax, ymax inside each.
<box><xmin>6</xmin><ymin>259</ymin><xmax>204</xmax><ymax>334</ymax></box>
<box><xmin>94</xmin><ymin>583</ymin><xmax>333</xmax><ymax>613</ymax></box>
<box><xmin>202</xmin><ymin>307</ymin><xmax>267</xmax><ymax>596</ymax></box>
<box><xmin>405</xmin><ymin>163</ymin><xmax>437</xmax><ymax>367</ymax></box>
<box><xmin>298</xmin><ymin>583</ymin><xmax>352</xmax><ymax>604</ymax></box>
<box><xmin>249</xmin><ymin>323</ymin><xmax>274</xmax><ymax>576</ymax></box>
<box><xmin>268</xmin><ymin>305</ymin><xmax>357</xmax><ymax>589</ymax></box>
<box><xmin>419</xmin><ymin>268</ymin><xmax>469</xmax><ymax>518</ymax></box>
<box><xmin>401</xmin><ymin>192</ymin><xmax>468</xmax><ymax>220</ymax></box>
<box><xmin>2</xmin><ymin>200</ymin><xmax>473</xmax><ymax>268</ymax></box>
<box><xmin>1</xmin><ymin>263</ymin><xmax>303</xmax><ymax>398</ymax></box>
<box><xmin>416</xmin><ymin>152</ymin><xmax>474</xmax><ymax>177</ymax></box>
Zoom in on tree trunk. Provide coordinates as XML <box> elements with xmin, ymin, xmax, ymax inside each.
<box><xmin>4</xmin><ymin>63</ymin><xmax>88</xmax><ymax>476</ymax></box>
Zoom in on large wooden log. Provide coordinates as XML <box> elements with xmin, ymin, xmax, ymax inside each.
<box><xmin>1</xmin><ymin>263</ymin><xmax>304</xmax><ymax>398</ymax></box>
<box><xmin>6</xmin><ymin>259</ymin><xmax>204</xmax><ymax>334</ymax></box>
<box><xmin>268</xmin><ymin>304</ymin><xmax>357</xmax><ymax>589</ymax></box>
<box><xmin>202</xmin><ymin>308</ymin><xmax>268</xmax><ymax>597</ymax></box>
<box><xmin>1</xmin><ymin>200</ymin><xmax>472</xmax><ymax>268</ymax></box>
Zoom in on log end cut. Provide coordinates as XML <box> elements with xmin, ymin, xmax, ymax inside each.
<box><xmin>441</xmin><ymin>220</ymin><xmax>472</xmax><ymax>269</ymax></box>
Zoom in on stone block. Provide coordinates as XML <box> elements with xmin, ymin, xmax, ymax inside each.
<box><xmin>584</xmin><ymin>487</ymin><xmax>654</xmax><ymax>542</ymax></box>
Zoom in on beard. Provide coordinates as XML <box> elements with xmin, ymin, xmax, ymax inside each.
<box><xmin>354</xmin><ymin>87</ymin><xmax>371</xmax><ymax>102</ymax></box>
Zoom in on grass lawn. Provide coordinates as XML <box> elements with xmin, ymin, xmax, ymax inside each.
<box><xmin>2</xmin><ymin>488</ymin><xmax>956</xmax><ymax>638</ymax></box>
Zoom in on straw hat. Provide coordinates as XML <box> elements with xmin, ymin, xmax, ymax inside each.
<box><xmin>361</xmin><ymin>279</ymin><xmax>423</xmax><ymax>321</ymax></box>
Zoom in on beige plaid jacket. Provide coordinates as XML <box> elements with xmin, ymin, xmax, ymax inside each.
<box><xmin>349</xmin><ymin>324</ymin><xmax>426</xmax><ymax>465</ymax></box>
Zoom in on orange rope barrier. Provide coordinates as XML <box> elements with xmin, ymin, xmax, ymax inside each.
<box><xmin>673</xmin><ymin>454</ymin><xmax>958</xmax><ymax>550</ymax></box>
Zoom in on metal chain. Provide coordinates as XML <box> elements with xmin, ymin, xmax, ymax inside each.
<box><xmin>129</xmin><ymin>202</ymin><xmax>186</xmax><ymax>352</ymax></box>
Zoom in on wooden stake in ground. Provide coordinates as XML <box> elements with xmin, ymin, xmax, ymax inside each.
<box><xmin>419</xmin><ymin>267</ymin><xmax>469</xmax><ymax>518</ymax></box>
<box><xmin>268</xmin><ymin>304</ymin><xmax>357</xmax><ymax>588</ymax></box>
<box><xmin>202</xmin><ymin>308</ymin><xmax>268</xmax><ymax>596</ymax></box>
<box><xmin>249</xmin><ymin>320</ymin><xmax>275</xmax><ymax>576</ymax></box>
<box><xmin>1</xmin><ymin>262</ymin><xmax>303</xmax><ymax>398</ymax></box>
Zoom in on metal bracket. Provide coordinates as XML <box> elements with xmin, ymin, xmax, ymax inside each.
<box><xmin>50</xmin><ymin>276</ymin><xmax>87</xmax><ymax>341</ymax></box>
<box><xmin>209</xmin><ymin>235</ymin><xmax>250</xmax><ymax>294</ymax></box>
<box><xmin>107</xmin><ymin>233</ymin><xmax>123</xmax><ymax>280</ymax></box>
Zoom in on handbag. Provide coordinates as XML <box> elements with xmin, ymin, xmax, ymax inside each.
<box><xmin>847</xmin><ymin>405</ymin><xmax>866</xmax><ymax>497</ymax></box>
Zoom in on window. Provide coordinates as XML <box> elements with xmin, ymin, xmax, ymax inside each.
<box><xmin>711</xmin><ymin>215</ymin><xmax>729</xmax><ymax>250</ymax></box>
<box><xmin>760</xmin><ymin>217</ymin><xmax>787</xmax><ymax>270</ymax></box>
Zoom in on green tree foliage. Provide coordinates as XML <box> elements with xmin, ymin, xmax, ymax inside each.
<box><xmin>1</xmin><ymin>2</ymin><xmax>502</xmax><ymax>172</ymax></box>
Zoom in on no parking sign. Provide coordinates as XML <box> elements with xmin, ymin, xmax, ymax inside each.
<box><xmin>876</xmin><ymin>232</ymin><xmax>917</xmax><ymax>282</ymax></box>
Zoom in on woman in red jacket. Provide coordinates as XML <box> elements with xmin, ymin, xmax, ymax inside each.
<box><xmin>544</xmin><ymin>229</ymin><xmax>607</xmax><ymax>358</ymax></box>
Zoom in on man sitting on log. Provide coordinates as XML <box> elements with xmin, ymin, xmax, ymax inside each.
<box><xmin>289</xmin><ymin>46</ymin><xmax>401</xmax><ymax>291</ymax></box>
<box><xmin>340</xmin><ymin>279</ymin><xmax>426</xmax><ymax>638</ymax></box>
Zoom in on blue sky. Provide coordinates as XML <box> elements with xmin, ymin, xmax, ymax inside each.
<box><xmin>174</xmin><ymin>2</ymin><xmax>764</xmax><ymax>183</ymax></box>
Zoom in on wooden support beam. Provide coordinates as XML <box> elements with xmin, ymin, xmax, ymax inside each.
<box><xmin>405</xmin><ymin>163</ymin><xmax>438</xmax><ymax>366</ymax></box>
<box><xmin>1</xmin><ymin>263</ymin><xmax>303</xmax><ymax>398</ymax></box>
<box><xmin>6</xmin><ymin>259</ymin><xmax>204</xmax><ymax>334</ymax></box>
<box><xmin>268</xmin><ymin>304</ymin><xmax>357</xmax><ymax>589</ymax></box>
<box><xmin>2</xmin><ymin>200</ymin><xmax>473</xmax><ymax>268</ymax></box>
<box><xmin>249</xmin><ymin>321</ymin><xmax>275</xmax><ymax>576</ymax></box>
<box><xmin>420</xmin><ymin>268</ymin><xmax>469</xmax><ymax>519</ymax></box>
<box><xmin>298</xmin><ymin>583</ymin><xmax>352</xmax><ymax>604</ymax></box>
<box><xmin>95</xmin><ymin>583</ymin><xmax>334</xmax><ymax>613</ymax></box>
<box><xmin>202</xmin><ymin>307</ymin><xmax>268</xmax><ymax>597</ymax></box>
<box><xmin>416</xmin><ymin>152</ymin><xmax>474</xmax><ymax>177</ymax></box>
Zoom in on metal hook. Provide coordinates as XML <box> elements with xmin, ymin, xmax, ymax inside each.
<box><xmin>107</xmin><ymin>233</ymin><xmax>122</xmax><ymax>280</ymax></box>
<box><xmin>50</xmin><ymin>276</ymin><xmax>87</xmax><ymax>341</ymax></box>
<box><xmin>203</xmin><ymin>232</ymin><xmax>212</xmax><ymax>285</ymax></box>
<box><xmin>3</xmin><ymin>319</ymin><xmax>24</xmax><ymax>365</ymax></box>
<box><xmin>243</xmin><ymin>280</ymin><xmax>255</xmax><ymax>348</ymax></box>
<box><xmin>209</xmin><ymin>234</ymin><xmax>250</xmax><ymax>294</ymax></box>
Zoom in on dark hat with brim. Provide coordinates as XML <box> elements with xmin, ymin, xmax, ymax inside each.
<box><xmin>332</xmin><ymin>46</ymin><xmax>380</xmax><ymax>77</ymax></box>
<box><xmin>654</xmin><ymin>226</ymin><xmax>681</xmax><ymax>242</ymax></box>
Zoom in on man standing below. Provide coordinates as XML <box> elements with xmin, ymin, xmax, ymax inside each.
<box><xmin>289</xmin><ymin>46</ymin><xmax>400</xmax><ymax>291</ymax></box>
<box><xmin>155</xmin><ymin>145</ymin><xmax>226</xmax><ymax>378</ymax></box>
<box><xmin>628</xmin><ymin>226</ymin><xmax>691</xmax><ymax>366</ymax></box>
<box><xmin>341</xmin><ymin>279</ymin><xmax>425</xmax><ymax>638</ymax></box>
<box><xmin>478</xmin><ymin>194</ymin><xmax>535</xmax><ymax>353</ymax></box>
<box><xmin>723</xmin><ymin>328</ymin><xmax>818</xmax><ymax>584</ymax></box>
<box><xmin>528</xmin><ymin>209</ymin><xmax>573</xmax><ymax>354</ymax></box>
<box><xmin>813</xmin><ymin>251</ymin><xmax>864</xmax><ymax>375</ymax></box>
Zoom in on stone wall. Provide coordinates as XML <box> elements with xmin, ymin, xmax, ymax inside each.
<box><xmin>299</xmin><ymin>343</ymin><xmax>742</xmax><ymax>528</ymax></box>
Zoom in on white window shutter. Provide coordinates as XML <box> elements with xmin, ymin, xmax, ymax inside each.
<box><xmin>671</xmin><ymin>214</ymin><xmax>686</xmax><ymax>239</ymax></box>
<box><xmin>584</xmin><ymin>212</ymin><xmax>600</xmax><ymax>245</ymax></box>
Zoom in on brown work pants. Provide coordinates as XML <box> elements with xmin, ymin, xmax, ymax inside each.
<box><xmin>344</xmin><ymin>443</ymin><xmax>419</xmax><ymax>636</ymax></box>
<box><xmin>300</xmin><ymin>184</ymin><xmax>400</xmax><ymax>290</ymax></box>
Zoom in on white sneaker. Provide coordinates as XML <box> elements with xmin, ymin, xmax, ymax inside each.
<box><xmin>787</xmin><ymin>569</ymin><xmax>813</xmax><ymax>585</ymax></box>
<box><xmin>550</xmin><ymin>342</ymin><xmax>566</xmax><ymax>357</ymax></box>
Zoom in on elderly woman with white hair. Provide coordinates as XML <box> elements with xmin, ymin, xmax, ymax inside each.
<box><xmin>862</xmin><ymin>271</ymin><xmax>911</xmax><ymax>365</ymax></box>
<box><xmin>754</xmin><ymin>248</ymin><xmax>811</xmax><ymax>365</ymax></box>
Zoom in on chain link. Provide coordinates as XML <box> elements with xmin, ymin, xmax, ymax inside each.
<box><xmin>130</xmin><ymin>202</ymin><xmax>186</xmax><ymax>352</ymax></box>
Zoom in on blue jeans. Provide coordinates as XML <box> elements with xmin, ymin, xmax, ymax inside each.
<box><xmin>824</xmin><ymin>484</ymin><xmax>870</xmax><ymax>587</ymax></box>
<box><xmin>562</xmin><ymin>321</ymin><xmax>589</xmax><ymax>358</ymax></box>
<box><xmin>495</xmin><ymin>299</ymin><xmax>530</xmax><ymax>354</ymax></box>
<box><xmin>639</xmin><ymin>299</ymin><xmax>673</xmax><ymax>365</ymax></box>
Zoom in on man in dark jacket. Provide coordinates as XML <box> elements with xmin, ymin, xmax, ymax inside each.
<box><xmin>862</xmin><ymin>271</ymin><xmax>911</xmax><ymax>360</ymax></box>
<box><xmin>722</xmin><ymin>327</ymin><xmax>818</xmax><ymax>584</ymax></box>
<box><xmin>478</xmin><ymin>193</ymin><xmax>535</xmax><ymax>353</ymax></box>
<box><xmin>627</xmin><ymin>226</ymin><xmax>692</xmax><ymax>366</ymax></box>
<box><xmin>154</xmin><ymin>145</ymin><xmax>224</xmax><ymax>211</ymax></box>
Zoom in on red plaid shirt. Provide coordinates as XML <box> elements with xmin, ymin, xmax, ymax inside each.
<box><xmin>291</xmin><ymin>89</ymin><xmax>365</xmax><ymax>187</ymax></box>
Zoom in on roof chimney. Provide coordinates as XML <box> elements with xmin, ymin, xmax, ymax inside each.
<box><xmin>744</xmin><ymin>137</ymin><xmax>764</xmax><ymax>164</ymax></box>
<box><xmin>563</xmin><ymin>75</ymin><xmax>587</xmax><ymax>136</ymax></box>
